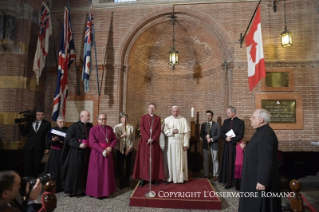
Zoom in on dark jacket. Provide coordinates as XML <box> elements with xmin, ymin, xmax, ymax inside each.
<box><xmin>200</xmin><ymin>121</ymin><xmax>221</xmax><ymax>150</ymax></box>
<box><xmin>19</xmin><ymin>120</ymin><xmax>51</xmax><ymax>152</ymax></box>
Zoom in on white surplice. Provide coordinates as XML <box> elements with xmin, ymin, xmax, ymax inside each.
<box><xmin>164</xmin><ymin>115</ymin><xmax>190</xmax><ymax>183</ymax></box>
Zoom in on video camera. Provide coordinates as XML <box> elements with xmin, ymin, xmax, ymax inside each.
<box><xmin>23</xmin><ymin>173</ymin><xmax>55</xmax><ymax>191</ymax></box>
<box><xmin>14</xmin><ymin>110</ymin><xmax>36</xmax><ymax>124</ymax></box>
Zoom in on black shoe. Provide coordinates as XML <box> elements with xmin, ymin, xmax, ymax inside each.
<box><xmin>119</xmin><ymin>185</ymin><xmax>125</xmax><ymax>190</ymax></box>
<box><xmin>235</xmin><ymin>186</ymin><xmax>240</xmax><ymax>191</ymax></box>
<box><xmin>224</xmin><ymin>185</ymin><xmax>232</xmax><ymax>189</ymax></box>
<box><xmin>151</xmin><ymin>180</ymin><xmax>159</xmax><ymax>186</ymax></box>
<box><xmin>139</xmin><ymin>179</ymin><xmax>145</xmax><ymax>187</ymax></box>
<box><xmin>164</xmin><ymin>181</ymin><xmax>171</xmax><ymax>185</ymax></box>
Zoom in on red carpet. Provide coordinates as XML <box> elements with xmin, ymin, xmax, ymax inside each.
<box><xmin>130</xmin><ymin>178</ymin><xmax>222</xmax><ymax>210</ymax></box>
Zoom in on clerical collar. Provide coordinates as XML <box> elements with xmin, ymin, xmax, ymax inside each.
<box><xmin>149</xmin><ymin>114</ymin><xmax>154</xmax><ymax>117</ymax></box>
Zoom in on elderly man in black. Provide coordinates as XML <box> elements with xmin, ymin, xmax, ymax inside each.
<box><xmin>239</xmin><ymin>109</ymin><xmax>281</xmax><ymax>212</ymax></box>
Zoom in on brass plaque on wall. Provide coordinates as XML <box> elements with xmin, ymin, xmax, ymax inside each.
<box><xmin>266</xmin><ymin>72</ymin><xmax>289</xmax><ymax>87</ymax></box>
<box><xmin>262</xmin><ymin>69</ymin><xmax>294</xmax><ymax>92</ymax></box>
<box><xmin>261</xmin><ymin>100</ymin><xmax>296</xmax><ymax>123</ymax></box>
<box><xmin>255</xmin><ymin>93</ymin><xmax>303</xmax><ymax>129</ymax></box>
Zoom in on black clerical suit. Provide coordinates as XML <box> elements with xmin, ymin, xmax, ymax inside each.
<box><xmin>219</xmin><ymin>117</ymin><xmax>245</xmax><ymax>188</ymax></box>
<box><xmin>19</xmin><ymin>120</ymin><xmax>51</xmax><ymax>177</ymax></box>
<box><xmin>60</xmin><ymin>121</ymin><xmax>93</xmax><ymax>196</ymax></box>
<box><xmin>239</xmin><ymin>124</ymin><xmax>281</xmax><ymax>212</ymax></box>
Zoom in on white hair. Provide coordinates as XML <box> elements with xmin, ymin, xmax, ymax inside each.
<box><xmin>256</xmin><ymin>109</ymin><xmax>271</xmax><ymax>124</ymax></box>
<box><xmin>57</xmin><ymin>116</ymin><xmax>64</xmax><ymax>121</ymax></box>
<box><xmin>172</xmin><ymin>106</ymin><xmax>179</xmax><ymax>109</ymax></box>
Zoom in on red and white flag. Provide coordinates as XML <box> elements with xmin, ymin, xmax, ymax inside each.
<box><xmin>33</xmin><ymin>2</ymin><xmax>52</xmax><ymax>85</ymax></box>
<box><xmin>245</xmin><ymin>6</ymin><xmax>266</xmax><ymax>91</ymax></box>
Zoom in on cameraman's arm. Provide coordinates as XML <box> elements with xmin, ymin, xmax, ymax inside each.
<box><xmin>25</xmin><ymin>179</ymin><xmax>42</xmax><ymax>203</ymax></box>
<box><xmin>19</xmin><ymin>122</ymin><xmax>29</xmax><ymax>136</ymax></box>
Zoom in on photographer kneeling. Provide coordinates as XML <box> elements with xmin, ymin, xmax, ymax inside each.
<box><xmin>0</xmin><ymin>171</ymin><xmax>42</xmax><ymax>212</ymax></box>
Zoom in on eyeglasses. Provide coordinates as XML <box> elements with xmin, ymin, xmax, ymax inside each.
<box><xmin>251</xmin><ymin>116</ymin><xmax>260</xmax><ymax>119</ymax></box>
<box><xmin>99</xmin><ymin>118</ymin><xmax>107</xmax><ymax>120</ymax></box>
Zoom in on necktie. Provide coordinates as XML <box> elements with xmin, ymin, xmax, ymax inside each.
<box><xmin>35</xmin><ymin>121</ymin><xmax>39</xmax><ymax>132</ymax></box>
<box><xmin>209</xmin><ymin>122</ymin><xmax>211</xmax><ymax>130</ymax></box>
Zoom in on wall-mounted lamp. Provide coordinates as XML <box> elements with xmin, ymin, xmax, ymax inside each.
<box><xmin>280</xmin><ymin>0</ymin><xmax>292</xmax><ymax>47</ymax></box>
<box><xmin>168</xmin><ymin>13</ymin><xmax>178</xmax><ymax>70</ymax></box>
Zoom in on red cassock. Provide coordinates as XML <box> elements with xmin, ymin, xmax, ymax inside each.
<box><xmin>132</xmin><ymin>114</ymin><xmax>165</xmax><ymax>181</ymax></box>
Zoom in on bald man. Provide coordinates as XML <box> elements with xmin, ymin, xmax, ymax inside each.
<box><xmin>163</xmin><ymin>106</ymin><xmax>190</xmax><ymax>184</ymax></box>
<box><xmin>60</xmin><ymin>110</ymin><xmax>93</xmax><ymax>197</ymax></box>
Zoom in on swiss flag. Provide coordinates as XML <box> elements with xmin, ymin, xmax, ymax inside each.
<box><xmin>245</xmin><ymin>6</ymin><xmax>266</xmax><ymax>91</ymax></box>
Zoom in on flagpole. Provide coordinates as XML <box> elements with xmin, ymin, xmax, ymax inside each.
<box><xmin>47</xmin><ymin>2</ymin><xmax>59</xmax><ymax>74</ymax></box>
<box><xmin>239</xmin><ymin>0</ymin><xmax>263</xmax><ymax>48</ymax></box>
<box><xmin>90</xmin><ymin>1</ymin><xmax>101</xmax><ymax>96</ymax></box>
<box><xmin>67</xmin><ymin>2</ymin><xmax>81</xmax><ymax>95</ymax></box>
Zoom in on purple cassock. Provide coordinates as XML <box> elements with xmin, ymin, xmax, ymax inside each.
<box><xmin>86</xmin><ymin>124</ymin><xmax>117</xmax><ymax>198</ymax></box>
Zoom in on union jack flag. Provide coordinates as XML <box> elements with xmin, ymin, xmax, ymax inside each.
<box><xmin>52</xmin><ymin>7</ymin><xmax>76</xmax><ymax>121</ymax></box>
<box><xmin>33</xmin><ymin>2</ymin><xmax>52</xmax><ymax>85</ymax></box>
<box><xmin>82</xmin><ymin>8</ymin><xmax>94</xmax><ymax>92</ymax></box>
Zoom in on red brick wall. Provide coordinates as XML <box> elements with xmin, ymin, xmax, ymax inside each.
<box><xmin>0</xmin><ymin>0</ymin><xmax>318</xmax><ymax>152</ymax></box>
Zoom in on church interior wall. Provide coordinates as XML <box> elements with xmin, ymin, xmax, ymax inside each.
<box><xmin>0</xmin><ymin>0</ymin><xmax>318</xmax><ymax>152</ymax></box>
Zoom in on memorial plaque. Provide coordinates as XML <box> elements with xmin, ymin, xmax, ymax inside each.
<box><xmin>261</xmin><ymin>100</ymin><xmax>296</xmax><ymax>123</ymax></box>
<box><xmin>65</xmin><ymin>101</ymin><xmax>94</xmax><ymax>123</ymax></box>
<box><xmin>262</xmin><ymin>69</ymin><xmax>294</xmax><ymax>92</ymax></box>
<box><xmin>266</xmin><ymin>72</ymin><xmax>289</xmax><ymax>87</ymax></box>
<box><xmin>65</xmin><ymin>95</ymin><xmax>99</xmax><ymax>126</ymax></box>
<box><xmin>255</xmin><ymin>93</ymin><xmax>303</xmax><ymax>130</ymax></box>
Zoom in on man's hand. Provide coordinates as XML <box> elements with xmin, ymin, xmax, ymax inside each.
<box><xmin>44</xmin><ymin>149</ymin><xmax>49</xmax><ymax>154</ymax></box>
<box><xmin>226</xmin><ymin>136</ymin><xmax>232</xmax><ymax>142</ymax></box>
<box><xmin>80</xmin><ymin>143</ymin><xmax>87</xmax><ymax>149</ymax></box>
<box><xmin>172</xmin><ymin>129</ymin><xmax>179</xmax><ymax>134</ymax></box>
<box><xmin>105</xmin><ymin>147</ymin><xmax>112</xmax><ymax>156</ymax></box>
<box><xmin>147</xmin><ymin>139</ymin><xmax>153</xmax><ymax>144</ymax></box>
<box><xmin>102</xmin><ymin>149</ymin><xmax>107</xmax><ymax>157</ymax></box>
<box><xmin>125</xmin><ymin>147</ymin><xmax>131</xmax><ymax>156</ymax></box>
<box><xmin>121</xmin><ymin>132</ymin><xmax>127</xmax><ymax>137</ymax></box>
<box><xmin>26</xmin><ymin>179</ymin><xmax>42</xmax><ymax>202</ymax></box>
<box><xmin>240</xmin><ymin>142</ymin><xmax>246</xmax><ymax>150</ymax></box>
<box><xmin>256</xmin><ymin>182</ymin><xmax>265</xmax><ymax>191</ymax></box>
<box><xmin>183</xmin><ymin>147</ymin><xmax>188</xmax><ymax>151</ymax></box>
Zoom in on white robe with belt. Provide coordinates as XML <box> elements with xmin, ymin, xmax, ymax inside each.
<box><xmin>164</xmin><ymin>115</ymin><xmax>190</xmax><ymax>183</ymax></box>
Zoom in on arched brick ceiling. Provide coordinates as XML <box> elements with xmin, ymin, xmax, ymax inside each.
<box><xmin>127</xmin><ymin>14</ymin><xmax>225</xmax><ymax>78</ymax></box>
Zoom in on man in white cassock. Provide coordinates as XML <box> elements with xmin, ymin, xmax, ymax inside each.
<box><xmin>163</xmin><ymin>106</ymin><xmax>191</xmax><ymax>184</ymax></box>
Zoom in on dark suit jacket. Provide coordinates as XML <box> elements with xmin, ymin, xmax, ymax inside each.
<box><xmin>200</xmin><ymin>121</ymin><xmax>221</xmax><ymax>150</ymax></box>
<box><xmin>221</xmin><ymin>117</ymin><xmax>245</xmax><ymax>145</ymax></box>
<box><xmin>19</xmin><ymin>120</ymin><xmax>51</xmax><ymax>152</ymax></box>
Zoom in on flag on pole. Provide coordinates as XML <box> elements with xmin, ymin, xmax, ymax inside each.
<box><xmin>33</xmin><ymin>2</ymin><xmax>52</xmax><ymax>85</ymax></box>
<box><xmin>82</xmin><ymin>8</ymin><xmax>94</xmax><ymax>92</ymax></box>
<box><xmin>52</xmin><ymin>7</ymin><xmax>76</xmax><ymax>121</ymax></box>
<box><xmin>245</xmin><ymin>6</ymin><xmax>266</xmax><ymax>91</ymax></box>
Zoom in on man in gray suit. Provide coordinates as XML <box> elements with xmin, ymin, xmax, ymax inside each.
<box><xmin>200</xmin><ymin>110</ymin><xmax>221</xmax><ymax>182</ymax></box>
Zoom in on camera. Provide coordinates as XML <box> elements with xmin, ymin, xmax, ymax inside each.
<box><xmin>23</xmin><ymin>173</ymin><xmax>55</xmax><ymax>191</ymax></box>
<box><xmin>15</xmin><ymin>110</ymin><xmax>36</xmax><ymax>124</ymax></box>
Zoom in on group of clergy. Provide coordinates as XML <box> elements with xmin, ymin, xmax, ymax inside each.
<box><xmin>47</xmin><ymin>110</ymin><xmax>135</xmax><ymax>198</ymax></box>
<box><xmin>133</xmin><ymin>104</ymin><xmax>191</xmax><ymax>187</ymax></box>
<box><xmin>44</xmin><ymin>104</ymin><xmax>281</xmax><ymax>212</ymax></box>
<box><xmin>46</xmin><ymin>105</ymin><xmax>191</xmax><ymax>199</ymax></box>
